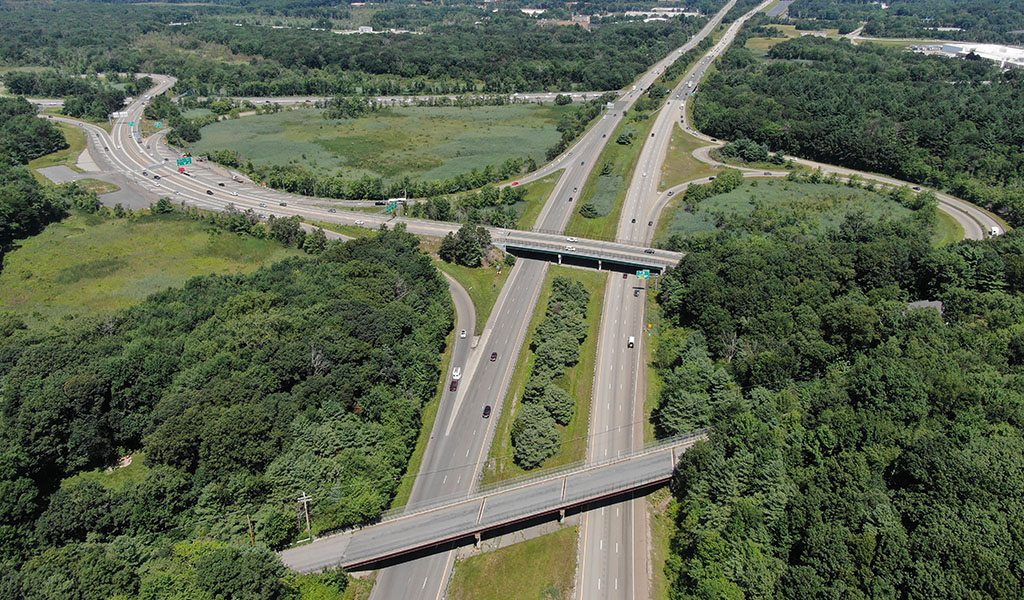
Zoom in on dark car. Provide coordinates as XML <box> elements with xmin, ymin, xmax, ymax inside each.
<box><xmin>622</xmin><ymin>273</ymin><xmax>627</xmax><ymax>279</ymax></box>
<box><xmin>631</xmin><ymin>218</ymin><xmax>636</xmax><ymax>223</ymax></box>
<box><xmin>374</xmin><ymin>201</ymin><xmax>386</xmax><ymax>206</ymax></box>
<box><xmin>568</xmin><ymin>196</ymin><xmax>573</xmax><ymax>202</ymax></box>
<box><xmin>218</xmin><ymin>182</ymin><xmax>225</xmax><ymax>187</ymax></box>
<box><xmin>710</xmin><ymin>138</ymin><xmax>718</xmax><ymax>142</ymax></box>
<box><xmin>644</xmin><ymin>248</ymin><xmax>655</xmax><ymax>254</ymax></box>
<box><xmin>482</xmin><ymin>405</ymin><xmax>492</xmax><ymax>418</ymax></box>
<box><xmin>449</xmin><ymin>380</ymin><xmax>458</xmax><ymax>392</ymax></box>
<box><xmin>490</xmin><ymin>352</ymin><xmax>498</xmax><ymax>362</ymax></box>
<box><xmin>205</xmin><ymin>190</ymin><xmax>213</xmax><ymax>195</ymax></box>
<box><xmin>580</xmin><ymin>161</ymin><xmax>584</xmax><ymax>166</ymax></box>
<box><xmin>328</xmin><ymin>208</ymin><xmax>337</xmax><ymax>213</ymax></box>
<box><xmin>279</xmin><ymin>202</ymin><xmax>287</xmax><ymax>207</ymax></box>
<box><xmin>648</xmin><ymin>220</ymin><xmax>653</xmax><ymax>226</ymax></box>
<box><xmin>634</xmin><ymin>289</ymin><xmax>640</xmax><ymax>297</ymax></box>
<box><xmin>602</xmin><ymin>133</ymin><xmax>606</xmax><ymax>138</ymax></box>
<box><xmin>913</xmin><ymin>186</ymin><xmax>921</xmax><ymax>191</ymax></box>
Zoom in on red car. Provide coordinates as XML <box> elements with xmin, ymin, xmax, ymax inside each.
<box><xmin>490</xmin><ymin>352</ymin><xmax>498</xmax><ymax>362</ymax></box>
<box><xmin>482</xmin><ymin>405</ymin><xmax>492</xmax><ymax>418</ymax></box>
<box><xmin>449</xmin><ymin>380</ymin><xmax>458</xmax><ymax>392</ymax></box>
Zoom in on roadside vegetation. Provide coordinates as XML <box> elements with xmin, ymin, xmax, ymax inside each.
<box><xmin>448</xmin><ymin>526</ymin><xmax>578</xmax><ymax>600</ymax></box>
<box><xmin>658</xmin><ymin>128</ymin><xmax>721</xmax><ymax>192</ymax></box>
<box><xmin>516</xmin><ymin>173</ymin><xmax>561</xmax><ymax>230</ymax></box>
<box><xmin>483</xmin><ymin>267</ymin><xmax>605</xmax><ymax>484</ymax></box>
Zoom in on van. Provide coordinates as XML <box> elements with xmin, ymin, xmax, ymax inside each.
<box><xmin>628</xmin><ymin>336</ymin><xmax>635</xmax><ymax>348</ymax></box>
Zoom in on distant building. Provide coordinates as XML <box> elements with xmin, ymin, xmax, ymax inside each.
<box><xmin>936</xmin><ymin>43</ymin><xmax>1024</xmax><ymax>70</ymax></box>
<box><xmin>905</xmin><ymin>300</ymin><xmax>945</xmax><ymax>319</ymax></box>
<box><xmin>520</xmin><ymin>8</ymin><xmax>546</xmax><ymax>16</ymax></box>
<box><xmin>358</xmin><ymin>25</ymin><xmax>374</xmax><ymax>33</ymax></box>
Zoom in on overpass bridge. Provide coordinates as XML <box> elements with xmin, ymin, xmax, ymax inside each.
<box><xmin>279</xmin><ymin>431</ymin><xmax>707</xmax><ymax>573</ymax></box>
<box><xmin>497</xmin><ymin>230</ymin><xmax>683</xmax><ymax>274</ymax></box>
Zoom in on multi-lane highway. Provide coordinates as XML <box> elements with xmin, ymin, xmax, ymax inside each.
<box><xmin>574</xmin><ymin>2</ymin><xmax>773</xmax><ymax>598</ymax></box>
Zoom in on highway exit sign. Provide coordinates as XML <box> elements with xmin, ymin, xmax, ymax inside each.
<box><xmin>636</xmin><ymin>270</ymin><xmax>650</xmax><ymax>280</ymax></box>
<box><xmin>176</xmin><ymin>157</ymin><xmax>192</xmax><ymax>167</ymax></box>
<box><xmin>128</xmin><ymin>121</ymin><xmax>135</xmax><ymax>126</ymax></box>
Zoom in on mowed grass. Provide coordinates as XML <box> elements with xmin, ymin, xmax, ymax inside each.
<box><xmin>0</xmin><ymin>213</ymin><xmax>301</xmax><ymax>326</ymax></box>
<box><xmin>448</xmin><ymin>526</ymin><xmax>578</xmax><ymax>600</ymax></box>
<box><xmin>656</xmin><ymin>179</ymin><xmax>913</xmax><ymax>242</ymax></box>
<box><xmin>745</xmin><ymin>25</ymin><xmax>841</xmax><ymax>53</ymax></box>
<box><xmin>482</xmin><ymin>266</ymin><xmax>606</xmax><ymax>486</ymax></box>
<box><xmin>933</xmin><ymin>209</ymin><xmax>965</xmax><ymax>246</ymax></box>
<box><xmin>516</xmin><ymin>173</ymin><xmax>562</xmax><ymax>230</ymax></box>
<box><xmin>659</xmin><ymin>127</ymin><xmax>721</xmax><ymax>192</ymax></box>
<box><xmin>191</xmin><ymin>104</ymin><xmax>573</xmax><ymax>182</ymax></box>
<box><xmin>564</xmin><ymin>113</ymin><xmax>659</xmax><ymax>240</ymax></box>
<box><xmin>434</xmin><ymin>260</ymin><xmax>508</xmax><ymax>336</ymax></box>
<box><xmin>27</xmin><ymin>122</ymin><xmax>85</xmax><ymax>180</ymax></box>
<box><xmin>61</xmin><ymin>452</ymin><xmax>150</xmax><ymax>491</ymax></box>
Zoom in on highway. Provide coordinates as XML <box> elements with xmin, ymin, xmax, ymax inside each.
<box><xmin>574</xmin><ymin>2</ymin><xmax>773</xmax><ymax>598</ymax></box>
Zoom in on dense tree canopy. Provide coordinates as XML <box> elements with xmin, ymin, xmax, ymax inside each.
<box><xmin>657</xmin><ymin>202</ymin><xmax>1024</xmax><ymax>599</ymax></box>
<box><xmin>0</xmin><ymin>227</ymin><xmax>452</xmax><ymax>597</ymax></box>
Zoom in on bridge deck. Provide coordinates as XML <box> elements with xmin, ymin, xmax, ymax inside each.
<box><xmin>280</xmin><ymin>433</ymin><xmax>705</xmax><ymax>573</ymax></box>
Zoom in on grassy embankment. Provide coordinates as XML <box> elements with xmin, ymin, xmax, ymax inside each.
<box><xmin>516</xmin><ymin>172</ymin><xmax>562</xmax><ymax>230</ymax></box>
<box><xmin>481</xmin><ymin>266</ymin><xmax>606</xmax><ymax>485</ymax></box>
<box><xmin>447</xmin><ymin>525</ymin><xmax>579</xmax><ymax>600</ymax></box>
<box><xmin>26</xmin><ymin>122</ymin><xmax>85</xmax><ymax>181</ymax></box>
<box><xmin>563</xmin><ymin>111</ymin><xmax>660</xmax><ymax>240</ymax></box>
<box><xmin>190</xmin><ymin>104</ymin><xmax>573</xmax><ymax>183</ymax></box>
<box><xmin>0</xmin><ymin>212</ymin><xmax>300</xmax><ymax>326</ymax></box>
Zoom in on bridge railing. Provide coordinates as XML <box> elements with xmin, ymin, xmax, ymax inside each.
<box><xmin>376</xmin><ymin>429</ymin><xmax>708</xmax><ymax>523</ymax></box>
<box><xmin>500</xmin><ymin>239</ymin><xmax>679</xmax><ymax>269</ymax></box>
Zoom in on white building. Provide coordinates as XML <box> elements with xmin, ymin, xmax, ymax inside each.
<box><xmin>939</xmin><ymin>43</ymin><xmax>1024</xmax><ymax>70</ymax></box>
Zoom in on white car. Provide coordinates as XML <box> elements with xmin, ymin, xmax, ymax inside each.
<box><xmin>566</xmin><ymin>237</ymin><xmax>579</xmax><ymax>243</ymax></box>
<box><xmin>642</xmin><ymin>172</ymin><xmax>647</xmax><ymax>177</ymax></box>
<box><xmin>452</xmin><ymin>367</ymin><xmax>462</xmax><ymax>380</ymax></box>
<box><xmin>354</xmin><ymin>220</ymin><xmax>365</xmax><ymax>225</ymax></box>
<box><xmin>565</xmin><ymin>246</ymin><xmax>576</xmax><ymax>251</ymax></box>
<box><xmin>460</xmin><ymin>329</ymin><xmax>467</xmax><ymax>339</ymax></box>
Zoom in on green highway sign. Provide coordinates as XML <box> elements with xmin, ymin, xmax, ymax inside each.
<box><xmin>128</xmin><ymin>121</ymin><xmax>135</xmax><ymax>127</ymax></box>
<box><xmin>176</xmin><ymin>157</ymin><xmax>193</xmax><ymax>167</ymax></box>
<box><xmin>636</xmin><ymin>270</ymin><xmax>650</xmax><ymax>280</ymax></box>
<box><xmin>154</xmin><ymin>122</ymin><xmax>163</xmax><ymax>128</ymax></box>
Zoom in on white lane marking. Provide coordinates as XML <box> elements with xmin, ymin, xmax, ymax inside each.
<box><xmin>616</xmin><ymin>542</ymin><xmax>619</xmax><ymax>553</ymax></box>
<box><xmin>456</xmin><ymin>475</ymin><xmax>461</xmax><ymax>485</ymax></box>
<box><xmin>422</xmin><ymin>577</ymin><xmax>428</xmax><ymax>589</ymax></box>
<box><xmin>616</xmin><ymin>578</ymin><xmax>619</xmax><ymax>590</ymax></box>
<box><xmin>600</xmin><ymin>539</ymin><xmax>603</xmax><ymax>550</ymax></box>
<box><xmin>442</xmin><ymin>475</ymin><xmax>447</xmax><ymax>484</ymax></box>
<box><xmin>598</xmin><ymin>579</ymin><xmax>602</xmax><ymax>591</ymax></box>
<box><xmin>465</xmin><ymin>448</ymin><xmax>470</xmax><ymax>457</ymax></box>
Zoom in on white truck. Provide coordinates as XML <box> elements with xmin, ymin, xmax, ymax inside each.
<box><xmin>628</xmin><ymin>336</ymin><xmax>635</xmax><ymax>348</ymax></box>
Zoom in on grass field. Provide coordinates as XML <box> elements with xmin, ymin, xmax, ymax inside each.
<box><xmin>435</xmin><ymin>261</ymin><xmax>508</xmax><ymax>335</ymax></box>
<box><xmin>447</xmin><ymin>526</ymin><xmax>578</xmax><ymax>600</ymax></box>
<box><xmin>191</xmin><ymin>104</ymin><xmax>573</xmax><ymax>183</ymax></box>
<box><xmin>745</xmin><ymin>25</ymin><xmax>841</xmax><ymax>53</ymax></box>
<box><xmin>933</xmin><ymin>209</ymin><xmax>965</xmax><ymax>246</ymax></box>
<box><xmin>656</xmin><ymin>179</ymin><xmax>914</xmax><ymax>242</ymax></box>
<box><xmin>647</xmin><ymin>487</ymin><xmax>679</xmax><ymax>600</ymax></box>
<box><xmin>564</xmin><ymin>113</ymin><xmax>660</xmax><ymax>240</ymax></box>
<box><xmin>0</xmin><ymin>213</ymin><xmax>301</xmax><ymax>326</ymax></box>
<box><xmin>26</xmin><ymin>122</ymin><xmax>85</xmax><ymax>180</ymax></box>
<box><xmin>659</xmin><ymin>128</ymin><xmax>721</xmax><ymax>192</ymax></box>
<box><xmin>61</xmin><ymin>452</ymin><xmax>150</xmax><ymax>491</ymax></box>
<box><xmin>482</xmin><ymin>266</ymin><xmax>606</xmax><ymax>486</ymax></box>
<box><xmin>517</xmin><ymin>173</ymin><xmax>562</xmax><ymax>230</ymax></box>
<box><xmin>76</xmin><ymin>178</ymin><xmax>120</xmax><ymax>195</ymax></box>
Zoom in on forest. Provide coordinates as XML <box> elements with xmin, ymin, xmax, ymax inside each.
<box><xmin>654</xmin><ymin>162</ymin><xmax>1024</xmax><ymax>597</ymax></box>
<box><xmin>0</xmin><ymin>226</ymin><xmax>453</xmax><ymax>599</ymax></box>
<box><xmin>0</xmin><ymin>1</ymin><xmax>712</xmax><ymax>95</ymax></box>
<box><xmin>693</xmin><ymin>31</ymin><xmax>1024</xmax><ymax>225</ymax></box>
<box><xmin>788</xmin><ymin>0</ymin><xmax>1024</xmax><ymax>42</ymax></box>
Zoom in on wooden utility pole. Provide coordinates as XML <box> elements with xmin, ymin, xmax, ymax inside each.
<box><xmin>298</xmin><ymin>492</ymin><xmax>313</xmax><ymax>533</ymax></box>
<box><xmin>246</xmin><ymin>515</ymin><xmax>255</xmax><ymax>547</ymax></box>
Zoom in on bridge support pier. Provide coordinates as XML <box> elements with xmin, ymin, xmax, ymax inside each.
<box><xmin>474</xmin><ymin>533</ymin><xmax>481</xmax><ymax>548</ymax></box>
<box><xmin>557</xmin><ymin>253</ymin><xmax>562</xmax><ymax>265</ymax></box>
<box><xmin>597</xmin><ymin>259</ymin><xmax>602</xmax><ymax>271</ymax></box>
<box><xmin>559</xmin><ymin>509</ymin><xmax>565</xmax><ymax>523</ymax></box>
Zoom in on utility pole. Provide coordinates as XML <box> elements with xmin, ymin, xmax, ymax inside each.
<box><xmin>246</xmin><ymin>515</ymin><xmax>255</xmax><ymax>547</ymax></box>
<box><xmin>298</xmin><ymin>492</ymin><xmax>313</xmax><ymax>533</ymax></box>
